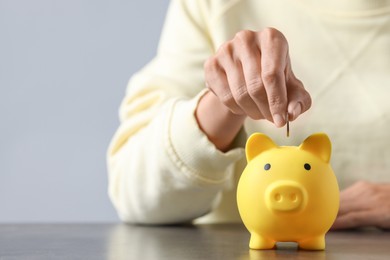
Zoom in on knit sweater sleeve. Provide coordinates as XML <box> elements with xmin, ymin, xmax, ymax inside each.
<box><xmin>107</xmin><ymin>0</ymin><xmax>245</xmax><ymax>224</ymax></box>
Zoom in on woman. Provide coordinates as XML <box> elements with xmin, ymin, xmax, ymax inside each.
<box><xmin>108</xmin><ymin>0</ymin><xmax>390</xmax><ymax>229</ymax></box>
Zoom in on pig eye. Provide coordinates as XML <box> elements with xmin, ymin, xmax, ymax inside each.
<box><xmin>264</xmin><ymin>163</ymin><xmax>271</xmax><ymax>171</ymax></box>
<box><xmin>304</xmin><ymin>163</ymin><xmax>311</xmax><ymax>171</ymax></box>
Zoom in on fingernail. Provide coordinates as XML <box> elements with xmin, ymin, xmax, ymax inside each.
<box><xmin>273</xmin><ymin>114</ymin><xmax>285</xmax><ymax>127</ymax></box>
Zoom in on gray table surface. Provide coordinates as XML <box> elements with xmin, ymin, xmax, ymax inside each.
<box><xmin>1</xmin><ymin>223</ymin><xmax>389</xmax><ymax>260</ymax></box>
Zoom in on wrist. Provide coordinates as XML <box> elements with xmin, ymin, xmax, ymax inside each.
<box><xmin>195</xmin><ymin>91</ymin><xmax>246</xmax><ymax>152</ymax></box>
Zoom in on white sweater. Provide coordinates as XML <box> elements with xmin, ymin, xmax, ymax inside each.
<box><xmin>107</xmin><ymin>0</ymin><xmax>390</xmax><ymax>224</ymax></box>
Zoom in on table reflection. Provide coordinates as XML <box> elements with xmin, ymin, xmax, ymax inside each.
<box><xmin>1</xmin><ymin>223</ymin><xmax>389</xmax><ymax>259</ymax></box>
<box><xmin>106</xmin><ymin>224</ymin><xmax>335</xmax><ymax>260</ymax></box>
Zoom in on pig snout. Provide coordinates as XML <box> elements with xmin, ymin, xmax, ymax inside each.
<box><xmin>265</xmin><ymin>181</ymin><xmax>307</xmax><ymax>212</ymax></box>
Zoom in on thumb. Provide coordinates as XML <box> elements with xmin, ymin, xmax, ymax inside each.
<box><xmin>286</xmin><ymin>70</ymin><xmax>311</xmax><ymax>121</ymax></box>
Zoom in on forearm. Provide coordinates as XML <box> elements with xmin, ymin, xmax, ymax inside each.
<box><xmin>108</xmin><ymin>94</ymin><xmax>244</xmax><ymax>224</ymax></box>
<box><xmin>107</xmin><ymin>0</ymin><xmax>248</xmax><ymax>224</ymax></box>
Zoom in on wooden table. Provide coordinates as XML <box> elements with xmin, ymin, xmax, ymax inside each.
<box><xmin>1</xmin><ymin>224</ymin><xmax>389</xmax><ymax>259</ymax></box>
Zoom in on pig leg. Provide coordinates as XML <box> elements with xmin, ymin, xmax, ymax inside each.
<box><xmin>249</xmin><ymin>233</ymin><xmax>275</xmax><ymax>249</ymax></box>
<box><xmin>298</xmin><ymin>235</ymin><xmax>325</xmax><ymax>250</ymax></box>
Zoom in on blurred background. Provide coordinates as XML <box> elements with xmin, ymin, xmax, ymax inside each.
<box><xmin>0</xmin><ymin>0</ymin><xmax>170</xmax><ymax>223</ymax></box>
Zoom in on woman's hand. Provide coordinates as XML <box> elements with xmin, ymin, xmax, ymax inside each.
<box><xmin>332</xmin><ymin>181</ymin><xmax>390</xmax><ymax>230</ymax></box>
<box><xmin>204</xmin><ymin>28</ymin><xmax>311</xmax><ymax>126</ymax></box>
<box><xmin>196</xmin><ymin>28</ymin><xmax>311</xmax><ymax>152</ymax></box>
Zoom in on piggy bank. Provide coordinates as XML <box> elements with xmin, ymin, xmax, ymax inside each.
<box><xmin>237</xmin><ymin>133</ymin><xmax>339</xmax><ymax>250</ymax></box>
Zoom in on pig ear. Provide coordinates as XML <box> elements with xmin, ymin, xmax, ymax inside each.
<box><xmin>299</xmin><ymin>133</ymin><xmax>331</xmax><ymax>163</ymax></box>
<box><xmin>246</xmin><ymin>133</ymin><xmax>277</xmax><ymax>162</ymax></box>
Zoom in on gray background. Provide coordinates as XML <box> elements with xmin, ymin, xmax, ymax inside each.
<box><xmin>0</xmin><ymin>0</ymin><xmax>170</xmax><ymax>222</ymax></box>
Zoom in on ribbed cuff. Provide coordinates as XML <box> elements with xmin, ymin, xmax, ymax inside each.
<box><xmin>165</xmin><ymin>90</ymin><xmax>245</xmax><ymax>186</ymax></box>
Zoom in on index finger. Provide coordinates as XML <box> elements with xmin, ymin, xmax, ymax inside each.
<box><xmin>258</xmin><ymin>28</ymin><xmax>289</xmax><ymax>127</ymax></box>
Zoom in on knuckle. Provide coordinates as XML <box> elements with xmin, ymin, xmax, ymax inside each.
<box><xmin>235</xmin><ymin>88</ymin><xmax>250</xmax><ymax>104</ymax></box>
<box><xmin>233</xmin><ymin>88</ymin><xmax>262</xmax><ymax>119</ymax></box>
<box><xmin>289</xmin><ymin>78</ymin><xmax>312</xmax><ymax>112</ymax></box>
<box><xmin>246</xmin><ymin>77</ymin><xmax>264</xmax><ymax>91</ymax></box>
<box><xmin>204</xmin><ymin>57</ymin><xmax>219</xmax><ymax>72</ymax></box>
<box><xmin>218</xmin><ymin>41</ymin><xmax>234</xmax><ymax>57</ymax></box>
<box><xmin>219</xmin><ymin>94</ymin><xmax>243</xmax><ymax>115</ymax></box>
<box><xmin>220</xmin><ymin>91</ymin><xmax>235</xmax><ymax>106</ymax></box>
<box><xmin>303</xmin><ymin>91</ymin><xmax>312</xmax><ymax>109</ymax></box>
<box><xmin>356</xmin><ymin>180</ymin><xmax>371</xmax><ymax>188</ymax></box>
<box><xmin>234</xmin><ymin>30</ymin><xmax>255</xmax><ymax>43</ymax></box>
<box><xmin>297</xmin><ymin>88</ymin><xmax>312</xmax><ymax>111</ymax></box>
<box><xmin>268</xmin><ymin>94</ymin><xmax>285</xmax><ymax>108</ymax></box>
<box><xmin>248</xmin><ymin>113</ymin><xmax>262</xmax><ymax>120</ymax></box>
<box><xmin>261</xmin><ymin>27</ymin><xmax>289</xmax><ymax>51</ymax></box>
<box><xmin>233</xmin><ymin>30</ymin><xmax>258</xmax><ymax>56</ymax></box>
<box><xmin>355</xmin><ymin>180</ymin><xmax>375</xmax><ymax>194</ymax></box>
<box><xmin>261</xmin><ymin>27</ymin><xmax>286</xmax><ymax>41</ymax></box>
<box><xmin>262</xmin><ymin>70</ymin><xmax>281</xmax><ymax>85</ymax></box>
<box><xmin>203</xmin><ymin>57</ymin><xmax>211</xmax><ymax>70</ymax></box>
<box><xmin>246</xmin><ymin>78</ymin><xmax>264</xmax><ymax>96</ymax></box>
<box><xmin>293</xmin><ymin>77</ymin><xmax>304</xmax><ymax>88</ymax></box>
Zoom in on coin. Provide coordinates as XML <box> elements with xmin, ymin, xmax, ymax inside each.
<box><xmin>286</xmin><ymin>112</ymin><xmax>290</xmax><ymax>137</ymax></box>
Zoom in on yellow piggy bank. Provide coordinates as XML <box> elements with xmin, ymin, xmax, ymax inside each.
<box><xmin>237</xmin><ymin>133</ymin><xmax>339</xmax><ymax>250</ymax></box>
